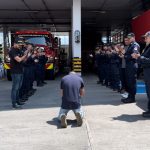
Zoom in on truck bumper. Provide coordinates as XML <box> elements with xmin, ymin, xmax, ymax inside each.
<box><xmin>4</xmin><ymin>63</ymin><xmax>11</xmax><ymax>70</ymax></box>
<box><xmin>45</xmin><ymin>63</ymin><xmax>54</xmax><ymax>70</ymax></box>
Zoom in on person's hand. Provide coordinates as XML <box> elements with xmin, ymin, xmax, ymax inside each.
<box><xmin>31</xmin><ymin>54</ymin><xmax>36</xmax><ymax>58</ymax></box>
<box><xmin>106</xmin><ymin>51</ymin><xmax>110</xmax><ymax>55</ymax></box>
<box><xmin>122</xmin><ymin>49</ymin><xmax>125</xmax><ymax>54</ymax></box>
<box><xmin>24</xmin><ymin>50</ymin><xmax>29</xmax><ymax>56</ymax></box>
<box><xmin>34</xmin><ymin>59</ymin><xmax>39</xmax><ymax>63</ymax></box>
<box><xmin>131</xmin><ymin>53</ymin><xmax>140</xmax><ymax>59</ymax></box>
<box><xmin>136</xmin><ymin>54</ymin><xmax>141</xmax><ymax>58</ymax></box>
<box><xmin>27</xmin><ymin>52</ymin><xmax>32</xmax><ymax>57</ymax></box>
<box><xmin>114</xmin><ymin>45</ymin><xmax>118</xmax><ymax>49</ymax></box>
<box><xmin>131</xmin><ymin>53</ymin><xmax>135</xmax><ymax>58</ymax></box>
<box><xmin>119</xmin><ymin>54</ymin><xmax>124</xmax><ymax>58</ymax></box>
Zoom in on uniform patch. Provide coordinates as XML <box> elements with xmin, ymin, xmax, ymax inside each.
<box><xmin>134</xmin><ymin>47</ymin><xmax>138</xmax><ymax>51</ymax></box>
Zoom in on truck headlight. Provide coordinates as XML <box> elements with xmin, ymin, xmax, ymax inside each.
<box><xmin>47</xmin><ymin>56</ymin><xmax>54</xmax><ymax>63</ymax></box>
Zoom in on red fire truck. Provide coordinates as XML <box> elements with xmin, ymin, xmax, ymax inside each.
<box><xmin>4</xmin><ymin>30</ymin><xmax>60</xmax><ymax>80</ymax></box>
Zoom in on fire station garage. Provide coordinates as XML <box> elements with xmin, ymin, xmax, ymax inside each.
<box><xmin>1</xmin><ymin>1</ymin><xmax>150</xmax><ymax>150</ymax></box>
<box><xmin>0</xmin><ymin>0</ymin><xmax>150</xmax><ymax>75</ymax></box>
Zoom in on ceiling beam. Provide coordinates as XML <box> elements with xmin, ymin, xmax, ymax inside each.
<box><xmin>41</xmin><ymin>0</ymin><xmax>55</xmax><ymax>30</ymax></box>
<box><xmin>98</xmin><ymin>0</ymin><xmax>109</xmax><ymax>11</ymax></box>
<box><xmin>0</xmin><ymin>9</ymin><xmax>71</xmax><ymax>12</ymax></box>
<box><xmin>0</xmin><ymin>18</ymin><xmax>71</xmax><ymax>20</ymax></box>
<box><xmin>0</xmin><ymin>22</ymin><xmax>71</xmax><ymax>25</ymax></box>
<box><xmin>141</xmin><ymin>0</ymin><xmax>150</xmax><ymax>11</ymax></box>
<box><xmin>21</xmin><ymin>0</ymin><xmax>35</xmax><ymax>21</ymax></box>
<box><xmin>0</xmin><ymin>8</ymin><xmax>133</xmax><ymax>13</ymax></box>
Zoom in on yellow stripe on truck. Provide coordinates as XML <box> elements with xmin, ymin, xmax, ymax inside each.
<box><xmin>47</xmin><ymin>64</ymin><xmax>53</xmax><ymax>70</ymax></box>
<box><xmin>4</xmin><ymin>63</ymin><xmax>10</xmax><ymax>69</ymax></box>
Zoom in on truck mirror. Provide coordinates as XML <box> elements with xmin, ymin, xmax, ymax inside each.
<box><xmin>59</xmin><ymin>38</ymin><xmax>61</xmax><ymax>46</ymax></box>
<box><xmin>49</xmin><ymin>43</ymin><xmax>52</xmax><ymax>48</ymax></box>
<box><xmin>54</xmin><ymin>37</ymin><xmax>58</xmax><ymax>44</ymax></box>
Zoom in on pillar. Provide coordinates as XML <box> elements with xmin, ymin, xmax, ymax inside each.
<box><xmin>72</xmin><ymin>0</ymin><xmax>81</xmax><ymax>75</ymax></box>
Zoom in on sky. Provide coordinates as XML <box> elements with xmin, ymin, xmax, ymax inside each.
<box><xmin>0</xmin><ymin>32</ymin><xmax>3</xmax><ymax>44</ymax></box>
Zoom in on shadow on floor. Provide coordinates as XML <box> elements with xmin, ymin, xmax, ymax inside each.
<box><xmin>136</xmin><ymin>97</ymin><xmax>148</xmax><ymax>111</ymax></box>
<box><xmin>112</xmin><ymin>114</ymin><xmax>149</xmax><ymax>122</ymax></box>
<box><xmin>0</xmin><ymin>74</ymin><xmax>148</xmax><ymax>112</ymax></box>
<box><xmin>111</xmin><ymin>97</ymin><xmax>149</xmax><ymax>123</ymax></box>
<box><xmin>46</xmin><ymin>117</ymin><xmax>78</xmax><ymax>129</ymax></box>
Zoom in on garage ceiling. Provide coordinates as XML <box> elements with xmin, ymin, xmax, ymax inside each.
<box><xmin>0</xmin><ymin>0</ymin><xmax>149</xmax><ymax>32</ymax></box>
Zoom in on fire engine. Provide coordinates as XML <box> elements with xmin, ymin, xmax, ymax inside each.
<box><xmin>4</xmin><ymin>30</ymin><xmax>60</xmax><ymax>80</ymax></box>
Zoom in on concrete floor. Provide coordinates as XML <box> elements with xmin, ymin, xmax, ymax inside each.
<box><xmin>0</xmin><ymin>75</ymin><xmax>150</xmax><ymax>150</ymax></box>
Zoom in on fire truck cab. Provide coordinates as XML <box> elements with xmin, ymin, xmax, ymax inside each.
<box><xmin>4</xmin><ymin>30</ymin><xmax>60</xmax><ymax>80</ymax></box>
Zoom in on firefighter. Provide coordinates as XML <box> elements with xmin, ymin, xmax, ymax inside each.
<box><xmin>95</xmin><ymin>47</ymin><xmax>102</xmax><ymax>84</ymax></box>
<box><xmin>119</xmin><ymin>38</ymin><xmax>130</xmax><ymax>96</ymax></box>
<box><xmin>20</xmin><ymin>43</ymin><xmax>35</xmax><ymax>102</ymax></box>
<box><xmin>106</xmin><ymin>45</ymin><xmax>113</xmax><ymax>88</ymax></box>
<box><xmin>121</xmin><ymin>33</ymin><xmax>140</xmax><ymax>103</ymax></box>
<box><xmin>103</xmin><ymin>45</ymin><xmax>110</xmax><ymax>86</ymax></box>
<box><xmin>98</xmin><ymin>48</ymin><xmax>106</xmax><ymax>85</ymax></box>
<box><xmin>132</xmin><ymin>31</ymin><xmax>150</xmax><ymax>117</ymax></box>
<box><xmin>9</xmin><ymin>41</ymin><xmax>28</xmax><ymax>108</ymax></box>
<box><xmin>16</xmin><ymin>39</ymin><xmax>31</xmax><ymax>102</ymax></box>
<box><xmin>109</xmin><ymin>45</ymin><xmax>120</xmax><ymax>91</ymax></box>
<box><xmin>26</xmin><ymin>44</ymin><xmax>36</xmax><ymax>96</ymax></box>
<box><xmin>29</xmin><ymin>45</ymin><xmax>37</xmax><ymax>94</ymax></box>
<box><xmin>34</xmin><ymin>48</ymin><xmax>43</xmax><ymax>87</ymax></box>
<box><xmin>39</xmin><ymin>48</ymin><xmax>48</xmax><ymax>84</ymax></box>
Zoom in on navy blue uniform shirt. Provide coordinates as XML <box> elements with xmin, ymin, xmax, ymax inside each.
<box><xmin>60</xmin><ymin>73</ymin><xmax>84</xmax><ymax>109</ymax></box>
<box><xmin>124</xmin><ymin>42</ymin><xmax>140</xmax><ymax>65</ymax></box>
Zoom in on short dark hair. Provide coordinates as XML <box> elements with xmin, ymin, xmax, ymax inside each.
<box><xmin>143</xmin><ymin>31</ymin><xmax>150</xmax><ymax>38</ymax></box>
<box><xmin>127</xmin><ymin>33</ymin><xmax>135</xmax><ymax>38</ymax></box>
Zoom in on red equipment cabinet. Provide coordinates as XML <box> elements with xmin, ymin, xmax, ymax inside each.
<box><xmin>132</xmin><ymin>10</ymin><xmax>150</xmax><ymax>42</ymax></box>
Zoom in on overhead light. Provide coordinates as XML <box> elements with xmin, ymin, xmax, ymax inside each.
<box><xmin>24</xmin><ymin>10</ymin><xmax>39</xmax><ymax>13</ymax></box>
<box><xmin>132</xmin><ymin>15</ymin><xmax>140</xmax><ymax>20</ymax></box>
<box><xmin>100</xmin><ymin>11</ymin><xmax>106</xmax><ymax>14</ymax></box>
<box><xmin>85</xmin><ymin>22</ymin><xmax>96</xmax><ymax>25</ymax></box>
<box><xmin>90</xmin><ymin>10</ymin><xmax>106</xmax><ymax>14</ymax></box>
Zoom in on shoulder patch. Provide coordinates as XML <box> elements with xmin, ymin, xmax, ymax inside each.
<box><xmin>134</xmin><ymin>47</ymin><xmax>138</xmax><ymax>51</ymax></box>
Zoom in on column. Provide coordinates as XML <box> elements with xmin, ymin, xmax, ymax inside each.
<box><xmin>72</xmin><ymin>0</ymin><xmax>81</xmax><ymax>75</ymax></box>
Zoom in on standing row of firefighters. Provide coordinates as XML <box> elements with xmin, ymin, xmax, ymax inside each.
<box><xmin>95</xmin><ymin>37</ymin><xmax>133</xmax><ymax>93</ymax></box>
<box><xmin>95</xmin><ymin>32</ymin><xmax>150</xmax><ymax>117</ymax></box>
<box><xmin>9</xmin><ymin>41</ymin><xmax>48</xmax><ymax>108</ymax></box>
<box><xmin>19</xmin><ymin>43</ymin><xmax>48</xmax><ymax>102</ymax></box>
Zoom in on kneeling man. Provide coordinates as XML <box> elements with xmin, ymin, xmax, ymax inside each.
<box><xmin>58</xmin><ymin>71</ymin><xmax>85</xmax><ymax>128</ymax></box>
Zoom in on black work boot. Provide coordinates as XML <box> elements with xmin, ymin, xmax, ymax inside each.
<box><xmin>42</xmin><ymin>81</ymin><xmax>47</xmax><ymax>84</ymax></box>
<box><xmin>121</xmin><ymin>97</ymin><xmax>135</xmax><ymax>103</ymax></box>
<box><xmin>37</xmin><ymin>83</ymin><xmax>44</xmax><ymax>87</ymax></box>
<box><xmin>75</xmin><ymin>112</ymin><xmax>83</xmax><ymax>127</ymax></box>
<box><xmin>16</xmin><ymin>101</ymin><xmax>25</xmax><ymax>106</ymax></box>
<box><xmin>60</xmin><ymin>115</ymin><xmax>67</xmax><ymax>128</ymax></box>
<box><xmin>142</xmin><ymin>110</ymin><xmax>150</xmax><ymax>117</ymax></box>
<box><xmin>12</xmin><ymin>104</ymin><xmax>21</xmax><ymax>109</ymax></box>
<box><xmin>97</xmin><ymin>81</ymin><xmax>101</xmax><ymax>84</ymax></box>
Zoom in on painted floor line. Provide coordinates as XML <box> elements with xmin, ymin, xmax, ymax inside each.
<box><xmin>84</xmin><ymin>108</ymin><xmax>94</xmax><ymax>150</ymax></box>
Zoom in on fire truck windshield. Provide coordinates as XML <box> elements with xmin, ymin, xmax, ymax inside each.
<box><xmin>15</xmin><ymin>35</ymin><xmax>50</xmax><ymax>46</ymax></box>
